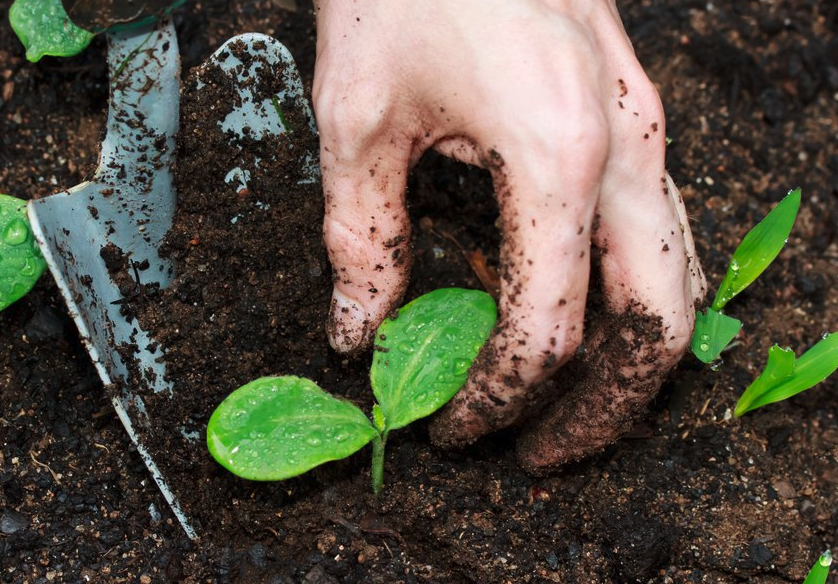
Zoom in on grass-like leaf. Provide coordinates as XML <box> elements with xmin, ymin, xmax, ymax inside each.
<box><xmin>712</xmin><ymin>188</ymin><xmax>800</xmax><ymax>311</ymax></box>
<box><xmin>803</xmin><ymin>550</ymin><xmax>832</xmax><ymax>584</ymax></box>
<box><xmin>9</xmin><ymin>0</ymin><xmax>94</xmax><ymax>62</ymax></box>
<box><xmin>735</xmin><ymin>333</ymin><xmax>838</xmax><ymax>417</ymax></box>
<box><xmin>691</xmin><ymin>308</ymin><xmax>742</xmax><ymax>364</ymax></box>
<box><xmin>371</xmin><ymin>288</ymin><xmax>496</xmax><ymax>432</ymax></box>
<box><xmin>207</xmin><ymin>376</ymin><xmax>378</xmax><ymax>481</ymax></box>
<box><xmin>0</xmin><ymin>194</ymin><xmax>46</xmax><ymax>311</ymax></box>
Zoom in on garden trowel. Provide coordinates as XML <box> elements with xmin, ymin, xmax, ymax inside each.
<box><xmin>27</xmin><ymin>19</ymin><xmax>317</xmax><ymax>539</ymax></box>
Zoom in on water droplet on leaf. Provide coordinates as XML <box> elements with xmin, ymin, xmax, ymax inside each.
<box><xmin>397</xmin><ymin>342</ymin><xmax>415</xmax><ymax>354</ymax></box>
<box><xmin>453</xmin><ymin>359</ymin><xmax>471</xmax><ymax>375</ymax></box>
<box><xmin>2</xmin><ymin>218</ymin><xmax>29</xmax><ymax>246</ymax></box>
<box><xmin>20</xmin><ymin>259</ymin><xmax>36</xmax><ymax>277</ymax></box>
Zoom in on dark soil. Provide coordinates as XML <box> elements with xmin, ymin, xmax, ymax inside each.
<box><xmin>2</xmin><ymin>1</ymin><xmax>838</xmax><ymax>583</ymax></box>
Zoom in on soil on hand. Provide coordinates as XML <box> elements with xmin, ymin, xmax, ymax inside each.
<box><xmin>2</xmin><ymin>1</ymin><xmax>838</xmax><ymax>583</ymax></box>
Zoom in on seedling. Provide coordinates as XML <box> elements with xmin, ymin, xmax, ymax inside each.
<box><xmin>0</xmin><ymin>194</ymin><xmax>46</xmax><ymax>311</ymax></box>
<box><xmin>9</xmin><ymin>0</ymin><xmax>95</xmax><ymax>62</ymax></box>
<box><xmin>734</xmin><ymin>333</ymin><xmax>838</xmax><ymax>417</ymax></box>
<box><xmin>8</xmin><ymin>0</ymin><xmax>185</xmax><ymax>62</ymax></box>
<box><xmin>692</xmin><ymin>188</ymin><xmax>801</xmax><ymax>363</ymax></box>
<box><xmin>207</xmin><ymin>288</ymin><xmax>497</xmax><ymax>494</ymax></box>
<box><xmin>803</xmin><ymin>550</ymin><xmax>832</xmax><ymax>584</ymax></box>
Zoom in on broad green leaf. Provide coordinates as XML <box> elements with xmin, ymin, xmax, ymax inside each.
<box><xmin>9</xmin><ymin>0</ymin><xmax>95</xmax><ymax>62</ymax></box>
<box><xmin>735</xmin><ymin>333</ymin><xmax>838</xmax><ymax>417</ymax></box>
<box><xmin>0</xmin><ymin>194</ymin><xmax>46</xmax><ymax>312</ymax></box>
<box><xmin>371</xmin><ymin>288</ymin><xmax>497</xmax><ymax>432</ymax></box>
<box><xmin>207</xmin><ymin>376</ymin><xmax>378</xmax><ymax>481</ymax></box>
<box><xmin>691</xmin><ymin>308</ymin><xmax>741</xmax><ymax>363</ymax></box>
<box><xmin>712</xmin><ymin>188</ymin><xmax>800</xmax><ymax>310</ymax></box>
<box><xmin>803</xmin><ymin>550</ymin><xmax>832</xmax><ymax>584</ymax></box>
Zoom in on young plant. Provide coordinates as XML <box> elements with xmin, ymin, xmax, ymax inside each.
<box><xmin>0</xmin><ymin>194</ymin><xmax>46</xmax><ymax>311</ymax></box>
<box><xmin>692</xmin><ymin>188</ymin><xmax>801</xmax><ymax>363</ymax></box>
<box><xmin>9</xmin><ymin>0</ymin><xmax>95</xmax><ymax>62</ymax></box>
<box><xmin>735</xmin><ymin>333</ymin><xmax>838</xmax><ymax>417</ymax></box>
<box><xmin>8</xmin><ymin>0</ymin><xmax>186</xmax><ymax>62</ymax></box>
<box><xmin>206</xmin><ymin>288</ymin><xmax>497</xmax><ymax>494</ymax></box>
<box><xmin>803</xmin><ymin>550</ymin><xmax>832</xmax><ymax>584</ymax></box>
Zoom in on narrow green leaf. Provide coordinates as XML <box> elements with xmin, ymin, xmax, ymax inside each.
<box><xmin>735</xmin><ymin>345</ymin><xmax>795</xmax><ymax>416</ymax></box>
<box><xmin>691</xmin><ymin>308</ymin><xmax>741</xmax><ymax>363</ymax></box>
<box><xmin>0</xmin><ymin>194</ymin><xmax>46</xmax><ymax>312</ymax></box>
<box><xmin>803</xmin><ymin>550</ymin><xmax>832</xmax><ymax>584</ymax></box>
<box><xmin>9</xmin><ymin>0</ymin><xmax>95</xmax><ymax>62</ymax></box>
<box><xmin>207</xmin><ymin>376</ymin><xmax>377</xmax><ymax>481</ymax></box>
<box><xmin>735</xmin><ymin>333</ymin><xmax>838</xmax><ymax>416</ymax></box>
<box><xmin>712</xmin><ymin>188</ymin><xmax>800</xmax><ymax>311</ymax></box>
<box><xmin>371</xmin><ymin>288</ymin><xmax>497</xmax><ymax>432</ymax></box>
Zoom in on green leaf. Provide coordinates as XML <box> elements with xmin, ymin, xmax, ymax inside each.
<box><xmin>371</xmin><ymin>288</ymin><xmax>497</xmax><ymax>432</ymax></box>
<box><xmin>803</xmin><ymin>550</ymin><xmax>832</xmax><ymax>584</ymax></box>
<box><xmin>691</xmin><ymin>308</ymin><xmax>741</xmax><ymax>363</ymax></box>
<box><xmin>735</xmin><ymin>333</ymin><xmax>838</xmax><ymax>417</ymax></box>
<box><xmin>9</xmin><ymin>0</ymin><xmax>95</xmax><ymax>62</ymax></box>
<box><xmin>0</xmin><ymin>194</ymin><xmax>46</xmax><ymax>312</ymax></box>
<box><xmin>712</xmin><ymin>188</ymin><xmax>800</xmax><ymax>311</ymax></box>
<box><xmin>207</xmin><ymin>376</ymin><xmax>378</xmax><ymax>481</ymax></box>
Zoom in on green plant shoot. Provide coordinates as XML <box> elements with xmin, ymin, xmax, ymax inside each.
<box><xmin>691</xmin><ymin>310</ymin><xmax>742</xmax><ymax>365</ymax></box>
<box><xmin>692</xmin><ymin>188</ymin><xmax>801</xmax><ymax>363</ymax></box>
<box><xmin>207</xmin><ymin>288</ymin><xmax>497</xmax><ymax>494</ymax></box>
<box><xmin>803</xmin><ymin>550</ymin><xmax>832</xmax><ymax>584</ymax></box>
<box><xmin>0</xmin><ymin>194</ymin><xmax>46</xmax><ymax>312</ymax></box>
<box><xmin>9</xmin><ymin>0</ymin><xmax>95</xmax><ymax>62</ymax></box>
<box><xmin>735</xmin><ymin>333</ymin><xmax>838</xmax><ymax>417</ymax></box>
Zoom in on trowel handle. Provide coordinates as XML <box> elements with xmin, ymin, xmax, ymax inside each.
<box><xmin>97</xmin><ymin>18</ymin><xmax>179</xmax><ymax>196</ymax></box>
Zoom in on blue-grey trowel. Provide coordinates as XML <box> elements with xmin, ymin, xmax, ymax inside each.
<box><xmin>27</xmin><ymin>17</ymin><xmax>317</xmax><ymax>538</ymax></box>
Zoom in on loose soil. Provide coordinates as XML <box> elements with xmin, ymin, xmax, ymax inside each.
<box><xmin>2</xmin><ymin>1</ymin><xmax>838</xmax><ymax>583</ymax></box>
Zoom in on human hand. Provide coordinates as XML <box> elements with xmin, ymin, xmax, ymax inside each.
<box><xmin>313</xmin><ymin>0</ymin><xmax>706</xmax><ymax>472</ymax></box>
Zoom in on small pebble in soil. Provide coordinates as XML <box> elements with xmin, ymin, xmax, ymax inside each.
<box><xmin>0</xmin><ymin>509</ymin><xmax>28</xmax><ymax>534</ymax></box>
<box><xmin>23</xmin><ymin>305</ymin><xmax>66</xmax><ymax>342</ymax></box>
<box><xmin>748</xmin><ymin>541</ymin><xmax>773</xmax><ymax>566</ymax></box>
<box><xmin>305</xmin><ymin>564</ymin><xmax>339</xmax><ymax>584</ymax></box>
<box><xmin>567</xmin><ymin>541</ymin><xmax>582</xmax><ymax>567</ymax></box>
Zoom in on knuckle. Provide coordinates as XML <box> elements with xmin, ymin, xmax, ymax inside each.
<box><xmin>550</xmin><ymin>110</ymin><xmax>609</xmax><ymax>155</ymax></box>
<box><xmin>323</xmin><ymin>216</ymin><xmax>368</xmax><ymax>268</ymax></box>
<box><xmin>633</xmin><ymin>77</ymin><xmax>665</xmax><ymax>118</ymax></box>
<box><xmin>314</xmin><ymin>81</ymin><xmax>391</xmax><ymax>158</ymax></box>
<box><xmin>521</xmin><ymin>108</ymin><xmax>609</xmax><ymax>175</ymax></box>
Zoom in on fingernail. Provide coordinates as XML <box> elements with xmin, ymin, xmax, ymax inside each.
<box><xmin>327</xmin><ymin>288</ymin><xmax>369</xmax><ymax>353</ymax></box>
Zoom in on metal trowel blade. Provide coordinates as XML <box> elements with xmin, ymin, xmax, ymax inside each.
<box><xmin>28</xmin><ymin>24</ymin><xmax>317</xmax><ymax>539</ymax></box>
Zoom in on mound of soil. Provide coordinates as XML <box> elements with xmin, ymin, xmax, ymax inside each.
<box><xmin>1</xmin><ymin>1</ymin><xmax>837</xmax><ymax>583</ymax></box>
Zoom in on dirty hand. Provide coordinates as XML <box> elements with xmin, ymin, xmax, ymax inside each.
<box><xmin>313</xmin><ymin>0</ymin><xmax>706</xmax><ymax>472</ymax></box>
